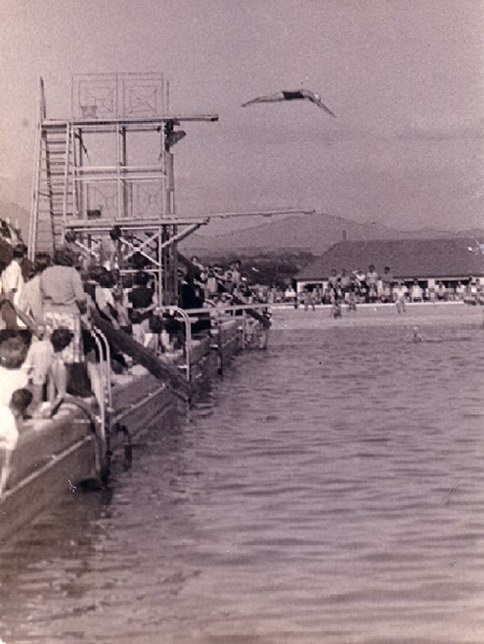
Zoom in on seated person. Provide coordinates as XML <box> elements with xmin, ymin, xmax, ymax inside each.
<box><xmin>0</xmin><ymin>335</ymin><xmax>29</xmax><ymax>406</ymax></box>
<box><xmin>23</xmin><ymin>328</ymin><xmax>73</xmax><ymax>415</ymax></box>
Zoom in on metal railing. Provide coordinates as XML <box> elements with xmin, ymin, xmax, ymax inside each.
<box><xmin>155</xmin><ymin>302</ymin><xmax>272</xmax><ymax>382</ymax></box>
<box><xmin>88</xmin><ymin>324</ymin><xmax>112</xmax><ymax>443</ymax></box>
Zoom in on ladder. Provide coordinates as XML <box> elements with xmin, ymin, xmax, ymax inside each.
<box><xmin>29</xmin><ymin>121</ymin><xmax>75</xmax><ymax>257</ymax></box>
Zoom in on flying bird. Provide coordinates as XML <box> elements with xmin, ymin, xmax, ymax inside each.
<box><xmin>241</xmin><ymin>89</ymin><xmax>336</xmax><ymax>117</ymax></box>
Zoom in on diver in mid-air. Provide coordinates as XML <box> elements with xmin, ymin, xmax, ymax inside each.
<box><xmin>241</xmin><ymin>89</ymin><xmax>336</xmax><ymax>117</ymax></box>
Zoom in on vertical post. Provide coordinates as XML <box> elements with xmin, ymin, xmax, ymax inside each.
<box><xmin>62</xmin><ymin>123</ymin><xmax>70</xmax><ymax>229</ymax></box>
<box><xmin>163</xmin><ymin>151</ymin><xmax>173</xmax><ymax>303</ymax></box>
<box><xmin>121</xmin><ymin>126</ymin><xmax>128</xmax><ymax>219</ymax></box>
<box><xmin>28</xmin><ymin>88</ymin><xmax>44</xmax><ymax>259</ymax></box>
<box><xmin>77</xmin><ymin>128</ymin><xmax>84</xmax><ymax>219</ymax></box>
<box><xmin>157</xmin><ymin>229</ymin><xmax>163</xmax><ymax>307</ymax></box>
<box><xmin>116</xmin><ymin>122</ymin><xmax>121</xmax><ymax>220</ymax></box>
<box><xmin>164</xmin><ymin>151</ymin><xmax>178</xmax><ymax>304</ymax></box>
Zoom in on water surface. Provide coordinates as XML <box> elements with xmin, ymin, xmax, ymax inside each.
<box><xmin>1</xmin><ymin>323</ymin><xmax>484</xmax><ymax>643</ymax></box>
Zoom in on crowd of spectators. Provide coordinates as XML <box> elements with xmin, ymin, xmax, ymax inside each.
<box><xmin>0</xmin><ymin>241</ymin><xmax>271</xmax><ymax>490</ymax></box>
<box><xmin>295</xmin><ymin>265</ymin><xmax>483</xmax><ymax>308</ymax></box>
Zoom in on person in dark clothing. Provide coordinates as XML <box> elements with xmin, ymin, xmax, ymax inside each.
<box><xmin>128</xmin><ymin>271</ymin><xmax>157</xmax><ymax>345</ymax></box>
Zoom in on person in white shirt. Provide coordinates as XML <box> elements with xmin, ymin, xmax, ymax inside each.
<box><xmin>23</xmin><ymin>328</ymin><xmax>73</xmax><ymax>414</ymax></box>
<box><xmin>18</xmin><ymin>252</ymin><xmax>51</xmax><ymax>327</ymax></box>
<box><xmin>0</xmin><ymin>402</ymin><xmax>19</xmax><ymax>495</ymax></box>
<box><xmin>1</xmin><ymin>245</ymin><xmax>26</xmax><ymax>329</ymax></box>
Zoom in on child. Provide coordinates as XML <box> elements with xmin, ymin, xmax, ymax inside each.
<box><xmin>23</xmin><ymin>328</ymin><xmax>73</xmax><ymax>415</ymax></box>
<box><xmin>0</xmin><ymin>388</ymin><xmax>29</xmax><ymax>495</ymax></box>
<box><xmin>10</xmin><ymin>388</ymin><xmax>33</xmax><ymax>422</ymax></box>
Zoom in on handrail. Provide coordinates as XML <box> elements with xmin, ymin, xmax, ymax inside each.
<box><xmin>185</xmin><ymin>301</ymin><xmax>272</xmax><ymax>330</ymax></box>
<box><xmin>0</xmin><ymin>299</ymin><xmax>43</xmax><ymax>338</ymax></box>
<box><xmin>92</xmin><ymin>325</ymin><xmax>112</xmax><ymax>408</ymax></box>
<box><xmin>86</xmin><ymin>324</ymin><xmax>111</xmax><ymax>447</ymax></box>
<box><xmin>184</xmin><ymin>302</ymin><xmax>271</xmax><ymax>315</ymax></box>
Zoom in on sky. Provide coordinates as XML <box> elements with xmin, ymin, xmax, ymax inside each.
<box><xmin>0</xmin><ymin>0</ymin><xmax>483</xmax><ymax>234</ymax></box>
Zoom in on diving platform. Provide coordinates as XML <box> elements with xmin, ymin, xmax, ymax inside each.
<box><xmin>29</xmin><ymin>73</ymin><xmax>219</xmax><ymax>304</ymax></box>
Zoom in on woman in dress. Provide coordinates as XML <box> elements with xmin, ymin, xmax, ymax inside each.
<box><xmin>40</xmin><ymin>248</ymin><xmax>86</xmax><ymax>364</ymax></box>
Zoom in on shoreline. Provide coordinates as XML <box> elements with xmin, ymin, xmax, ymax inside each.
<box><xmin>270</xmin><ymin>301</ymin><xmax>484</xmax><ymax>330</ymax></box>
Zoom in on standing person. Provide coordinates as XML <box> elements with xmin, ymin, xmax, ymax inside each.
<box><xmin>128</xmin><ymin>271</ymin><xmax>157</xmax><ymax>344</ymax></box>
<box><xmin>18</xmin><ymin>252</ymin><xmax>51</xmax><ymax>327</ymax></box>
<box><xmin>353</xmin><ymin>269</ymin><xmax>367</xmax><ymax>303</ymax></box>
<box><xmin>381</xmin><ymin>266</ymin><xmax>393</xmax><ymax>303</ymax></box>
<box><xmin>230</xmin><ymin>260</ymin><xmax>242</xmax><ymax>288</ymax></box>
<box><xmin>204</xmin><ymin>267</ymin><xmax>219</xmax><ymax>299</ymax></box>
<box><xmin>328</xmin><ymin>269</ymin><xmax>338</xmax><ymax>291</ymax></box>
<box><xmin>1</xmin><ymin>245</ymin><xmax>26</xmax><ymax>330</ymax></box>
<box><xmin>395</xmin><ymin>282</ymin><xmax>407</xmax><ymax>314</ymax></box>
<box><xmin>411</xmin><ymin>280</ymin><xmax>423</xmax><ymax>302</ymax></box>
<box><xmin>112</xmin><ymin>283</ymin><xmax>132</xmax><ymax>334</ymax></box>
<box><xmin>40</xmin><ymin>248</ymin><xmax>86</xmax><ymax>364</ymax></box>
<box><xmin>347</xmin><ymin>277</ymin><xmax>358</xmax><ymax>312</ymax></box>
<box><xmin>339</xmin><ymin>269</ymin><xmax>350</xmax><ymax>303</ymax></box>
<box><xmin>221</xmin><ymin>271</ymin><xmax>235</xmax><ymax>295</ymax></box>
<box><xmin>94</xmin><ymin>271</ymin><xmax>120</xmax><ymax>329</ymax></box>
<box><xmin>99</xmin><ymin>226</ymin><xmax>125</xmax><ymax>271</ymax></box>
<box><xmin>366</xmin><ymin>264</ymin><xmax>379</xmax><ymax>303</ymax></box>
<box><xmin>303</xmin><ymin>286</ymin><xmax>315</xmax><ymax>311</ymax></box>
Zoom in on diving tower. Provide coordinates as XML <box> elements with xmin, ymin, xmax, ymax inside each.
<box><xmin>29</xmin><ymin>73</ymin><xmax>218</xmax><ymax>304</ymax></box>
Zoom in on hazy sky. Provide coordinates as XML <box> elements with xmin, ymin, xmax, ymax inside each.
<box><xmin>1</xmin><ymin>0</ymin><xmax>483</xmax><ymax>232</ymax></box>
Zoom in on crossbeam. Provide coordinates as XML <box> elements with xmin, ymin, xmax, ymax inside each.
<box><xmin>63</xmin><ymin>217</ymin><xmax>210</xmax><ymax>232</ymax></box>
<box><xmin>206</xmin><ymin>208</ymin><xmax>315</xmax><ymax>219</ymax></box>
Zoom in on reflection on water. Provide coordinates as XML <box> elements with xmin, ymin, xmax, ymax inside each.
<box><xmin>1</xmin><ymin>324</ymin><xmax>484</xmax><ymax>643</ymax></box>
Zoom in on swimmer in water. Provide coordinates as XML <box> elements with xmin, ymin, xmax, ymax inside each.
<box><xmin>412</xmin><ymin>326</ymin><xmax>424</xmax><ymax>342</ymax></box>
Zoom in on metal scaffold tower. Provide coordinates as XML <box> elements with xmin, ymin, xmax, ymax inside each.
<box><xmin>29</xmin><ymin>73</ymin><xmax>218</xmax><ymax>305</ymax></box>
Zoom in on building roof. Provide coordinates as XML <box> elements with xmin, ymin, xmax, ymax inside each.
<box><xmin>296</xmin><ymin>238</ymin><xmax>484</xmax><ymax>281</ymax></box>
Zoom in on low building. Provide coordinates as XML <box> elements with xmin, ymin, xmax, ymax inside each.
<box><xmin>295</xmin><ymin>238</ymin><xmax>484</xmax><ymax>294</ymax></box>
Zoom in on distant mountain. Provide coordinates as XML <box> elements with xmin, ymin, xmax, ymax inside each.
<box><xmin>179</xmin><ymin>211</ymin><xmax>484</xmax><ymax>258</ymax></box>
<box><xmin>0</xmin><ymin>200</ymin><xmax>482</xmax><ymax>257</ymax></box>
